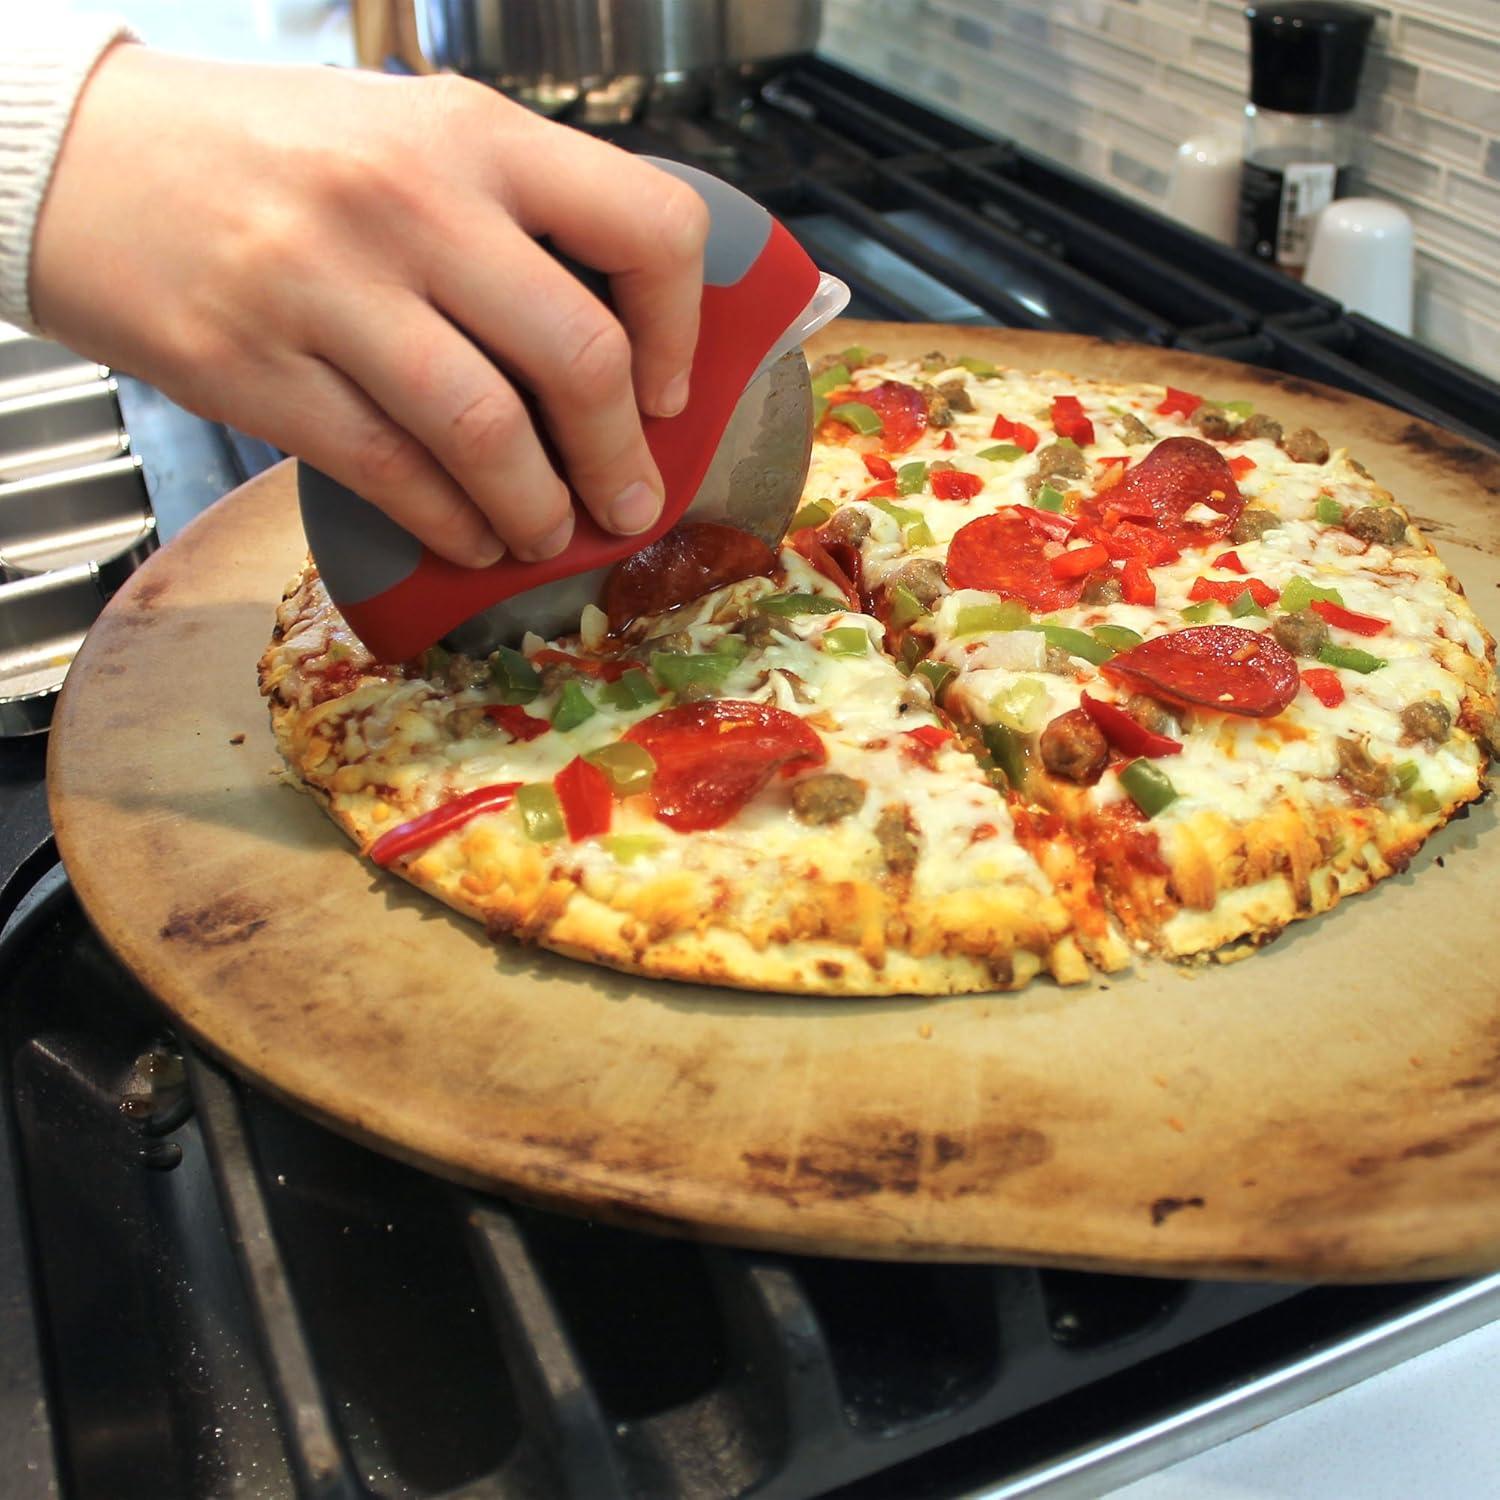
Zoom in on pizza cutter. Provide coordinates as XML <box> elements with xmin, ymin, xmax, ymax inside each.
<box><xmin>299</xmin><ymin>158</ymin><xmax>849</xmax><ymax>663</ymax></box>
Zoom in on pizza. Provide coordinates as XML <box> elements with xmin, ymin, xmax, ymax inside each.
<box><xmin>258</xmin><ymin>325</ymin><xmax>1498</xmax><ymax>995</ymax></box>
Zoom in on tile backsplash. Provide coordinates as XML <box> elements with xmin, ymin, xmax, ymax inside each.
<box><xmin>819</xmin><ymin>1</ymin><xmax>1500</xmax><ymax>381</ymax></box>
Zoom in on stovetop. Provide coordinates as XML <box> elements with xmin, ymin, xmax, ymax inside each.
<box><xmin>5</xmin><ymin>56</ymin><xmax>1500</xmax><ymax>1500</ymax></box>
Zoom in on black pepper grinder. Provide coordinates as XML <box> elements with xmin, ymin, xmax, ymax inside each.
<box><xmin>1237</xmin><ymin>1</ymin><xmax>1376</xmax><ymax>276</ymax></box>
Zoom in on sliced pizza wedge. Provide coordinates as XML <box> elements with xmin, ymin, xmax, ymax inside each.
<box><xmin>259</xmin><ymin>547</ymin><xmax>1099</xmax><ymax>995</ymax></box>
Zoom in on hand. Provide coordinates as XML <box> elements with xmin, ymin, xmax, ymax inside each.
<box><xmin>30</xmin><ymin>45</ymin><xmax>709</xmax><ymax>566</ymax></box>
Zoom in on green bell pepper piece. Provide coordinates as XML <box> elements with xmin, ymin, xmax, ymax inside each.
<box><xmin>790</xmin><ymin>498</ymin><xmax>835</xmax><ymax>531</ymax></box>
<box><xmin>756</xmin><ymin>592</ymin><xmax>846</xmax><ymax>617</ymax></box>
<box><xmin>1394</xmin><ymin>760</ymin><xmax>1420</xmax><ymax>792</ymax></box>
<box><xmin>551</xmin><ymin>678</ymin><xmax>597</xmax><ymax>731</ymax></box>
<box><xmin>1229</xmin><ymin>588</ymin><xmax>1267</xmax><ymax>618</ymax></box>
<box><xmin>823</xmin><ymin>626</ymin><xmax>869</xmax><ymax>657</ymax></box>
<box><xmin>915</xmin><ymin>659</ymin><xmax>955</xmax><ymax>695</ymax></box>
<box><xmin>1406</xmin><ymin>786</ymin><xmax>1440</xmax><ymax>817</ymax></box>
<box><xmin>1318</xmin><ymin>643</ymin><xmax>1386</xmax><ymax>674</ymax></box>
<box><xmin>978</xmin><ymin>443</ymin><xmax>1025</xmax><ymax>462</ymax></box>
<box><xmin>1315</xmin><ymin>496</ymin><xmax>1345</xmax><ymax>525</ymax></box>
<box><xmin>1278</xmin><ymin>575</ymin><xmax>1344</xmax><ymax>613</ymax></box>
<box><xmin>1035</xmin><ymin>484</ymin><xmax>1065</xmax><ymax>513</ymax></box>
<box><xmin>897</xmin><ymin>633</ymin><xmax>927</xmax><ymax>676</ymax></box>
<box><xmin>871</xmin><ymin>498</ymin><xmax>923</xmax><ymax>527</ymax></box>
<box><xmin>981</xmin><ymin>722</ymin><xmax>1027</xmax><ymax>790</ymax></box>
<box><xmin>651</xmin><ymin>651</ymin><xmax>735</xmax><ymax>693</ymax></box>
<box><xmin>598</xmin><ymin>667</ymin><xmax>659</xmax><ymax>710</ymax></box>
<box><xmin>490</xmin><ymin>645</ymin><xmax>541</xmax><ymax>704</ymax></box>
<box><xmin>959</xmin><ymin>356</ymin><xmax>998</xmax><ymax>377</ymax></box>
<box><xmin>955</xmin><ymin>599</ymin><xmax>1031</xmax><ymax>635</ymax></box>
<box><xmin>828</xmin><ymin>401</ymin><xmax>882</xmax><ymax>436</ymax></box>
<box><xmin>1221</xmin><ymin>399</ymin><xmax>1254</xmax><ymax>419</ymax></box>
<box><xmin>1119</xmin><ymin>758</ymin><xmax>1178</xmax><ymax>818</ymax></box>
<box><xmin>841</xmin><ymin>344</ymin><xmax>870</xmax><ymax>366</ymax></box>
<box><xmin>1180</xmin><ymin>600</ymin><xmax>1217</xmax><ymax>624</ymax></box>
<box><xmin>1040</xmin><ymin>624</ymin><xmax>1115</xmax><ymax>665</ymax></box>
<box><xmin>603</xmin><ymin>833</ymin><xmax>663</xmax><ymax>864</ymax></box>
<box><xmin>1091</xmin><ymin>624</ymin><xmax>1143</xmax><ymax>651</ymax></box>
<box><xmin>517</xmin><ymin>783</ymin><xmax>565</xmax><ymax>842</ymax></box>
<box><xmin>897</xmin><ymin>461</ymin><xmax>929</xmax><ymax>495</ymax></box>
<box><xmin>810</xmin><ymin>363</ymin><xmax>851</xmax><ymax>397</ymax></box>
<box><xmin>889</xmin><ymin>585</ymin><xmax>929</xmax><ymax>629</ymax></box>
<box><xmin>991</xmin><ymin>676</ymin><xmax>1048</xmax><ymax>733</ymax></box>
<box><xmin>584</xmin><ymin>742</ymin><xmax>655</xmax><ymax>797</ymax></box>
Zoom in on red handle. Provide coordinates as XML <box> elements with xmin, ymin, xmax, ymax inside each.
<box><xmin>339</xmin><ymin>220</ymin><xmax>820</xmax><ymax>662</ymax></box>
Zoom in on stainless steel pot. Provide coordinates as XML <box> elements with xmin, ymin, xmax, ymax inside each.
<box><xmin>413</xmin><ymin>1</ymin><xmax>822</xmax><ymax>114</ymax></box>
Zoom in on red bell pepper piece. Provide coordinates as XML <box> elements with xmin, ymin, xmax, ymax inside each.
<box><xmin>1228</xmin><ymin>455</ymin><xmax>1256</xmax><ymax>481</ymax></box>
<box><xmin>858</xmin><ymin>478</ymin><xmax>899</xmax><ymax>499</ymax></box>
<box><xmin>863</xmin><ymin>453</ymin><xmax>896</xmax><ymax>481</ymax></box>
<box><xmin>939</xmin><ymin>430</ymin><xmax>957</xmax><ymax>450</ymax></box>
<box><xmin>484</xmin><ymin>704</ymin><xmax>551</xmax><ymax>741</ymax></box>
<box><xmin>1301</xmin><ymin>668</ymin><xmax>1346</xmax><ymax>708</ymax></box>
<box><xmin>1021</xmin><ymin>507</ymin><xmax>1077</xmax><ymax>542</ymax></box>
<box><xmin>1095</xmin><ymin>520</ymin><xmax>1180</xmax><ymax>566</ymax></box>
<box><xmin>1051</xmin><ymin>395</ymin><xmax>1095</xmax><ymax>445</ymax></box>
<box><xmin>931</xmin><ymin>469</ymin><xmax>983</xmax><ymax>500</ymax></box>
<box><xmin>367</xmin><ymin>782</ymin><xmax>522</xmax><ymax>867</ymax></box>
<box><xmin>1049</xmin><ymin>542</ymin><xmax>1110</xmax><ymax>579</ymax></box>
<box><xmin>989</xmin><ymin>415</ymin><xmax>1039</xmax><ymax>452</ymax></box>
<box><xmin>1212</xmin><ymin>549</ymin><xmax>1247</xmax><ymax>574</ymax></box>
<box><xmin>1098</xmin><ymin>455</ymin><xmax>1131</xmax><ymax>469</ymax></box>
<box><xmin>901</xmin><ymin>725</ymin><xmax>954</xmax><ymax>768</ymax></box>
<box><xmin>554</xmin><ymin>756</ymin><xmax>613</xmax><ymax>842</ymax></box>
<box><xmin>1120</xmin><ymin>557</ymin><xmax>1156</xmax><ymax>606</ymax></box>
<box><xmin>1188</xmin><ymin>576</ymin><xmax>1279</xmax><ymax>607</ymax></box>
<box><xmin>1309</xmin><ymin>599</ymin><xmax>1390</xmax><ymax>636</ymax></box>
<box><xmin>1080</xmin><ymin>694</ymin><xmax>1182</xmax><ymax>758</ymax></box>
<box><xmin>1156</xmin><ymin>386</ymin><xmax>1203</xmax><ymax>419</ymax></box>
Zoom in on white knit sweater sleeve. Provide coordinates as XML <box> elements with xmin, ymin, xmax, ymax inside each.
<box><xmin>0</xmin><ymin>16</ymin><xmax>138</xmax><ymax>332</ymax></box>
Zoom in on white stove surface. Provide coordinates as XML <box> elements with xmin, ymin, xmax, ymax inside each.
<box><xmin>1114</xmin><ymin>1315</ymin><xmax>1500</xmax><ymax>1498</ymax></box>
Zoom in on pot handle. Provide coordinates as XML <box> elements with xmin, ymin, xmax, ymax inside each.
<box><xmin>352</xmin><ymin>0</ymin><xmax>438</xmax><ymax>75</ymax></box>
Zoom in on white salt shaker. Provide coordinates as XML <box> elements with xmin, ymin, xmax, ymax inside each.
<box><xmin>1166</xmin><ymin>136</ymin><xmax>1242</xmax><ymax>245</ymax></box>
<box><xmin>1304</xmin><ymin>198</ymin><xmax>1414</xmax><ymax>335</ymax></box>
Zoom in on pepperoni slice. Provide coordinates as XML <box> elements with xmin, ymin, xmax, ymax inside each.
<box><xmin>946</xmin><ymin>508</ymin><xmax>1087</xmax><ymax>613</ymax></box>
<box><xmin>1100</xmin><ymin>625</ymin><xmax>1299</xmax><ymax>719</ymax></box>
<box><xmin>818</xmin><ymin>381</ymin><xmax>928</xmax><ymax>452</ymax></box>
<box><xmin>602</xmin><ymin>521</ymin><xmax>776</xmax><ymax>631</ymax></box>
<box><xmin>623</xmin><ymin>701</ymin><xmax>827</xmax><ymax>831</ymax></box>
<box><xmin>1083</xmin><ymin>437</ymin><xmax>1243</xmax><ymax>549</ymax></box>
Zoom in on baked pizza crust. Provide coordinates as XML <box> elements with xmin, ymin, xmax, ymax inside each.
<box><xmin>260</xmin><ymin>568</ymin><xmax>1099</xmax><ymax>995</ymax></box>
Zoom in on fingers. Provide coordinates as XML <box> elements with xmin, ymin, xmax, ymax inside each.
<box><xmin>243</xmin><ymin>354</ymin><xmax>509</xmax><ymax>569</ymax></box>
<box><xmin>427</xmin><ymin>221</ymin><xmax>667</xmax><ymax>537</ymax></box>
<box><xmin>319</xmin><ymin>288</ymin><xmax>583</xmax><ymax>560</ymax></box>
<box><xmin>500</xmin><ymin>132</ymin><xmax>708</xmax><ymax>418</ymax></box>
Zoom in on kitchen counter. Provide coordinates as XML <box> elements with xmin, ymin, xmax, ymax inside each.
<box><xmin>1116</xmin><ymin>1317</ymin><xmax>1500</xmax><ymax>1499</ymax></box>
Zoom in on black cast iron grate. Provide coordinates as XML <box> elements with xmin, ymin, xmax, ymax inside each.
<box><xmin>0</xmin><ymin>807</ymin><xmax>1466</xmax><ymax>1500</ymax></box>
